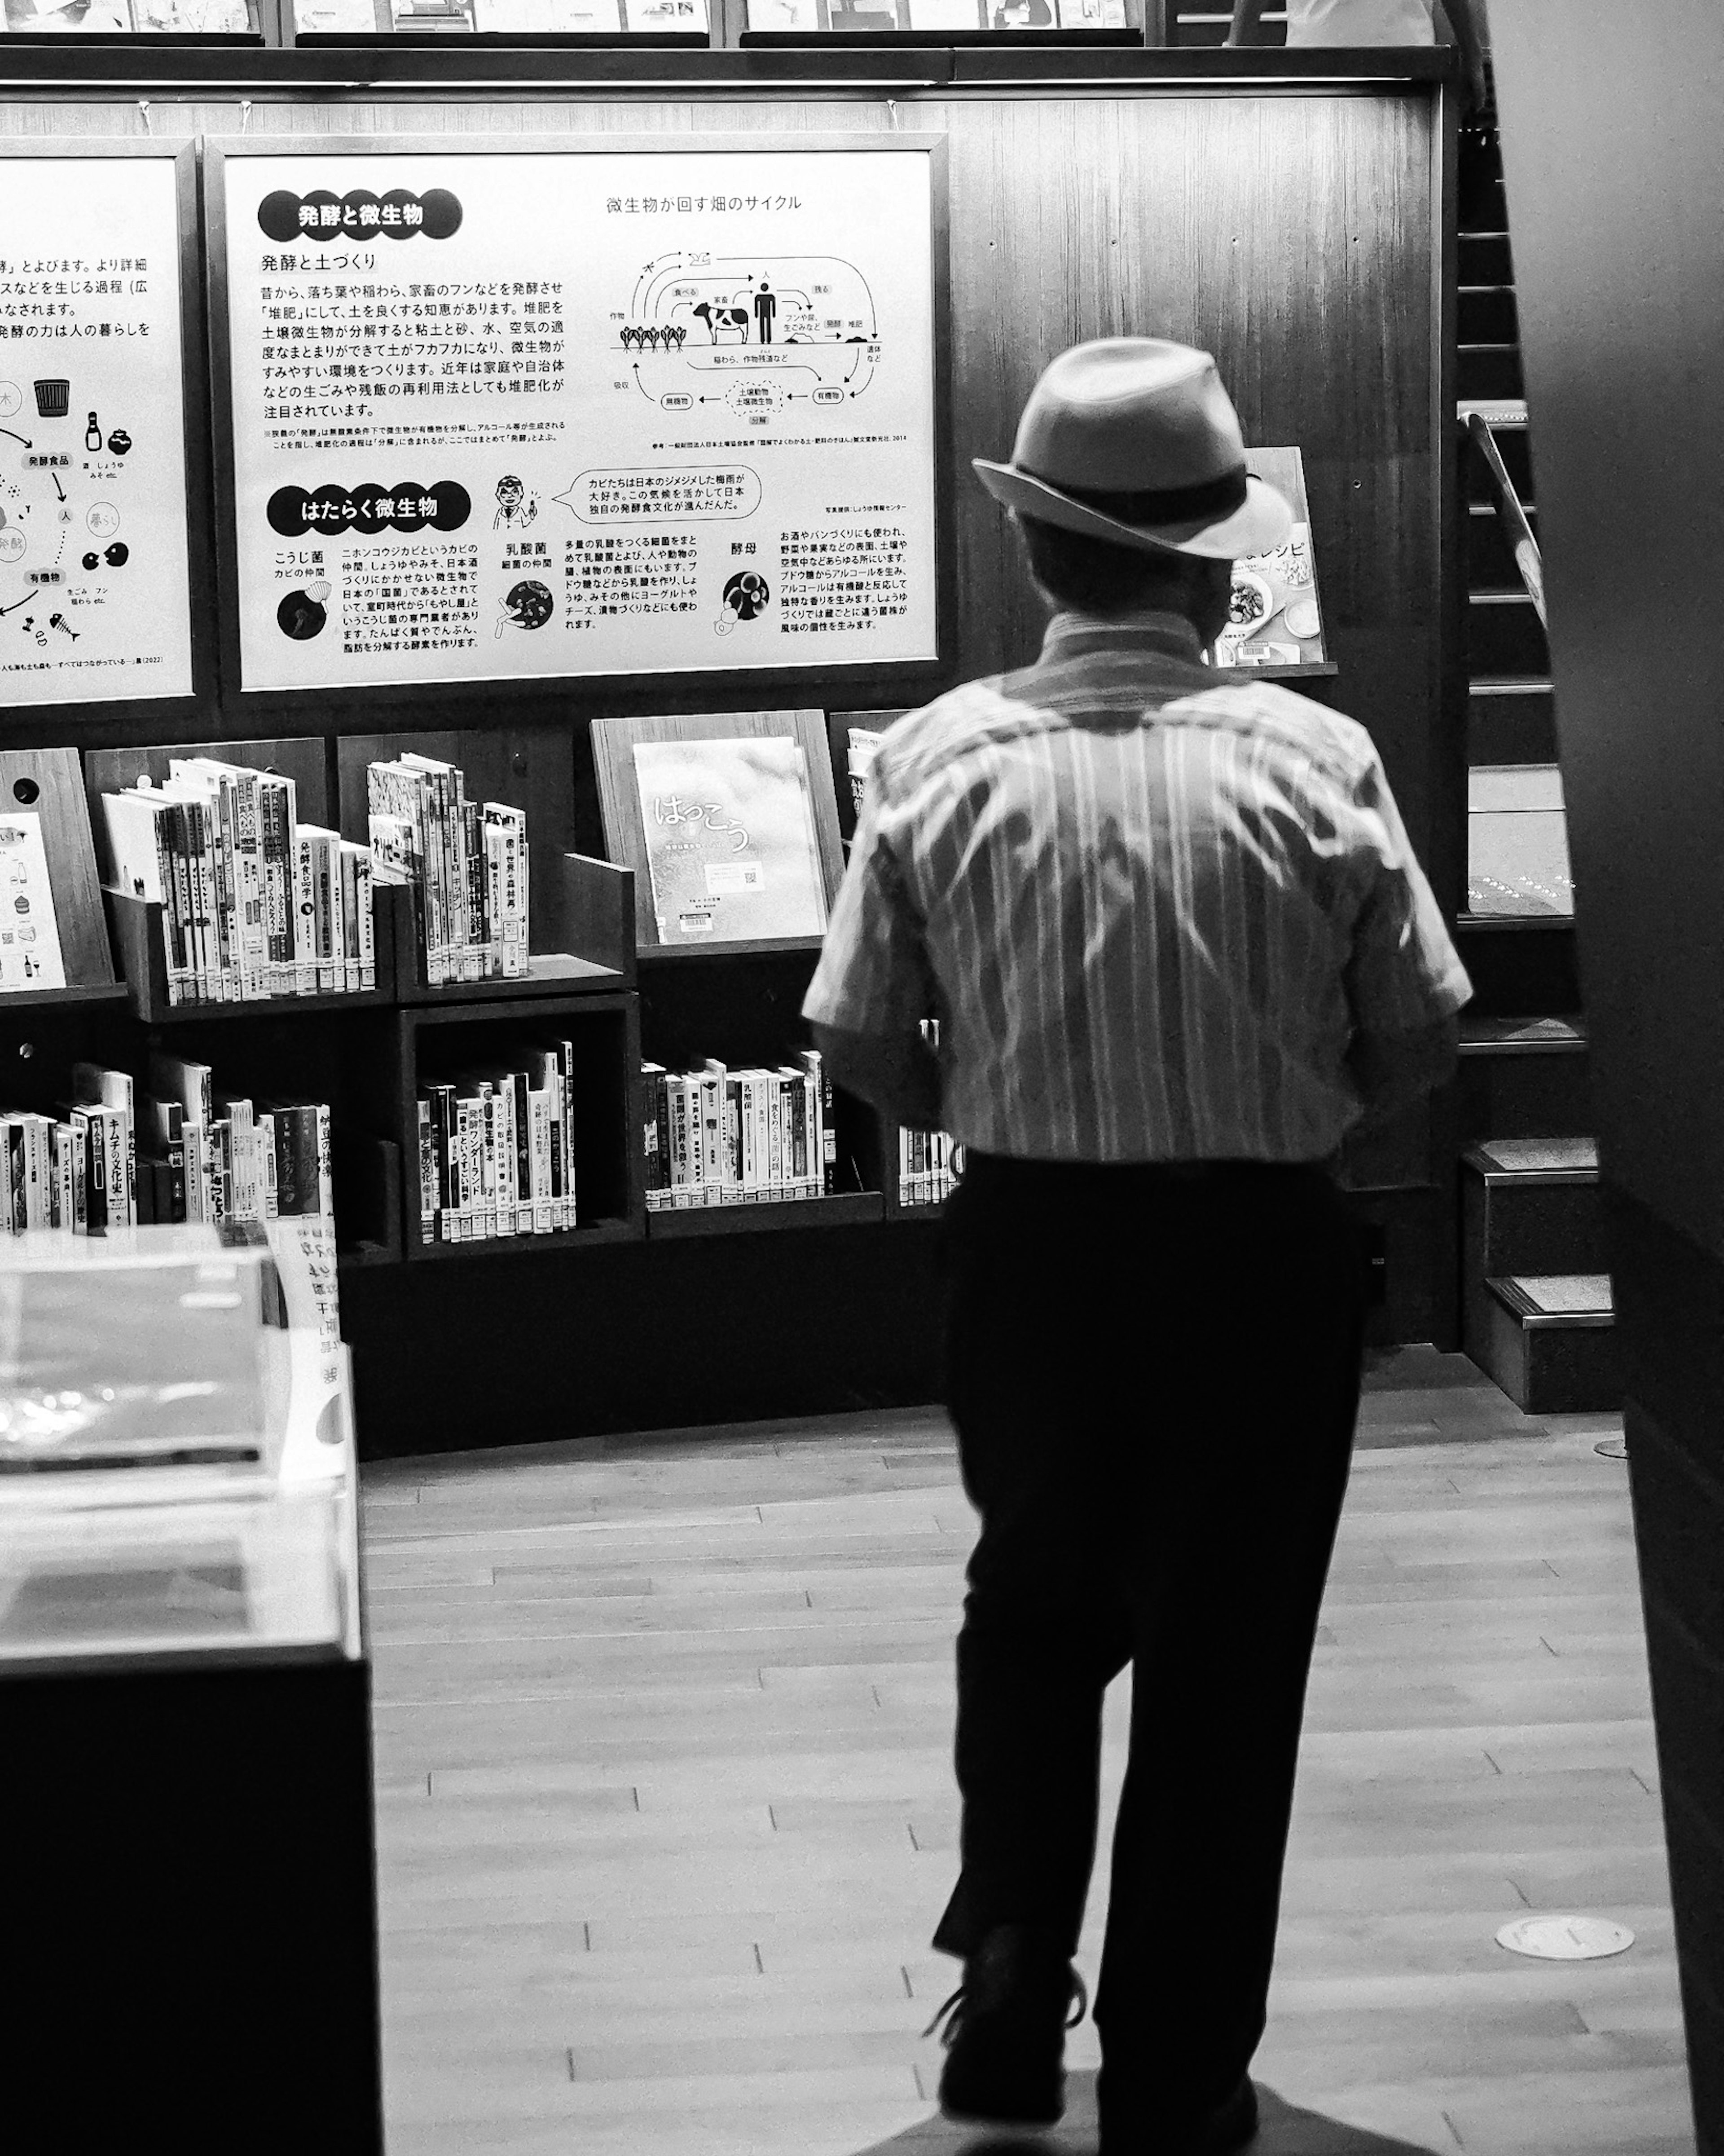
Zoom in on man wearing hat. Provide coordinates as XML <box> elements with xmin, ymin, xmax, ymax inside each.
<box><xmin>802</xmin><ymin>339</ymin><xmax>1469</xmax><ymax>2152</ymax></box>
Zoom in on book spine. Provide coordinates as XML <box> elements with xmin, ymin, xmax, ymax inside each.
<box><xmin>257</xmin><ymin>1112</ymin><xmax>279</xmax><ymax>1221</ymax></box>
<box><xmin>262</xmin><ymin>777</ymin><xmax>291</xmax><ymax>998</ymax></box>
<box><xmin>5</xmin><ymin>1120</ymin><xmax>25</xmax><ymax>1234</ymax></box>
<box><xmin>235</xmin><ymin>771</ymin><xmax>267</xmax><ymax>1001</ymax></box>
<box><xmin>484</xmin><ymin>814</ymin><xmax>503</xmax><ymax>981</ymax></box>
<box><xmin>312</xmin><ymin>1101</ymin><xmax>333</xmax><ymax>1221</ymax></box>
<box><xmin>354</xmin><ymin>848</ymin><xmax>375</xmax><ymax>993</ymax></box>
<box><xmin>428</xmin><ymin>1084</ymin><xmax>456</xmax><ymax>1243</ymax></box>
<box><xmin>53</xmin><ymin>1120</ymin><xmax>71</xmax><ymax>1230</ymax></box>
<box><xmin>557</xmin><ymin>1039</ymin><xmax>576</xmax><ymax>1229</ymax></box>
<box><xmin>463</xmin><ymin>799</ymin><xmax>485</xmax><ymax>981</ymax></box>
<box><xmin>767</xmin><ymin>1080</ymin><xmax>784</xmax><ymax>1197</ymax></box>
<box><xmin>509</xmin><ymin>1070</ymin><xmax>531</xmax><ymax>1234</ymax></box>
<box><xmin>417</xmin><ymin>1096</ymin><xmax>435</xmax><ymax>1241</ymax></box>
<box><xmin>316</xmin><ymin>833</ymin><xmax>339</xmax><ymax>994</ymax></box>
<box><xmin>339</xmin><ymin>842</ymin><xmax>360</xmax><ymax>996</ymax></box>
<box><xmin>163</xmin><ymin>802</ymin><xmax>194</xmax><ymax>1006</ymax></box>
<box><xmin>292</xmin><ymin>829</ymin><xmax>317</xmax><ymax>995</ymax></box>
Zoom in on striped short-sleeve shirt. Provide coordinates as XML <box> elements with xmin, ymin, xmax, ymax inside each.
<box><xmin>802</xmin><ymin>610</ymin><xmax>1472</xmax><ymax>1164</ymax></box>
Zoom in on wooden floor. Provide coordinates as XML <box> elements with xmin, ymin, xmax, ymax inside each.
<box><xmin>361</xmin><ymin>1351</ymin><xmax>1697</xmax><ymax>2156</ymax></box>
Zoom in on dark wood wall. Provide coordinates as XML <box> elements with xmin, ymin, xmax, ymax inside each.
<box><xmin>0</xmin><ymin>80</ymin><xmax>1456</xmax><ymax>1415</ymax></box>
<box><xmin>1492</xmin><ymin>7</ymin><xmax>1724</xmax><ymax>2152</ymax></box>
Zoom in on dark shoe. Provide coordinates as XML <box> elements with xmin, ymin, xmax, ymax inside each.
<box><xmin>1098</xmin><ymin>2074</ymin><xmax>1258</xmax><ymax>2154</ymax></box>
<box><xmin>923</xmin><ymin>1924</ymin><xmax>1089</xmax><ymax>2127</ymax></box>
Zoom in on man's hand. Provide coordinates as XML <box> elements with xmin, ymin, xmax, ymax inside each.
<box><xmin>810</xmin><ymin>1022</ymin><xmax>943</xmax><ymax>1134</ymax></box>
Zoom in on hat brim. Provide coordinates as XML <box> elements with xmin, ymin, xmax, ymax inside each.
<box><xmin>972</xmin><ymin>458</ymin><xmax>1293</xmax><ymax>561</ymax></box>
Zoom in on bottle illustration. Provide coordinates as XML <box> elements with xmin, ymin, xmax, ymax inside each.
<box><xmin>84</xmin><ymin>411</ymin><xmax>102</xmax><ymax>453</ymax></box>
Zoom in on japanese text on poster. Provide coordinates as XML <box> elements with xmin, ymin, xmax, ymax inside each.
<box><xmin>0</xmin><ymin>158</ymin><xmax>196</xmax><ymax>707</ymax></box>
<box><xmin>220</xmin><ymin>145</ymin><xmax>940</xmax><ymax>692</ymax></box>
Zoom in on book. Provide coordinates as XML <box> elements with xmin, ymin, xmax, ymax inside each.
<box><xmin>100</xmin><ymin>762</ymin><xmax>375</xmax><ymax>1007</ymax></box>
<box><xmin>896</xmin><ymin>1020</ymin><xmax>964</xmax><ymax>1206</ymax></box>
<box><xmin>368</xmin><ymin>756</ymin><xmax>529</xmax><ymax>989</ymax></box>
<box><xmin>630</xmin><ymin>736</ymin><xmax>829</xmax><ymax>947</ymax></box>
<box><xmin>642</xmin><ymin>1050</ymin><xmax>838</xmax><ymax>1211</ymax></box>
<box><xmin>413</xmin><ymin>1035</ymin><xmax>579</xmax><ymax>1247</ymax></box>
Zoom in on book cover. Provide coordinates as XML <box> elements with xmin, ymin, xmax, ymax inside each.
<box><xmin>0</xmin><ymin>809</ymin><xmax>68</xmax><ymax>994</ymax></box>
<box><xmin>631</xmin><ymin>736</ymin><xmax>829</xmax><ymax>947</ymax></box>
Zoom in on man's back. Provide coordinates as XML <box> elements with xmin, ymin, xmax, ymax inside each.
<box><xmin>818</xmin><ymin>608</ymin><xmax>1465</xmax><ymax>1164</ymax></box>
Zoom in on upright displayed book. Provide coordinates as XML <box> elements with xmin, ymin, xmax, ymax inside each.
<box><xmin>593</xmin><ymin>710</ymin><xmax>844</xmax><ymax>952</ymax></box>
<box><xmin>98</xmin><ymin>756</ymin><xmax>376</xmax><ymax>1007</ymax></box>
<box><xmin>1210</xmin><ymin>448</ymin><xmax>1330</xmax><ymax>673</ymax></box>
<box><xmin>367</xmin><ymin>752</ymin><xmax>529</xmax><ymax>988</ymax></box>
<box><xmin>642</xmin><ymin>1048</ymin><xmax>836</xmax><ymax>1211</ymax></box>
<box><xmin>414</xmin><ymin>1037</ymin><xmax>580</xmax><ymax>1244</ymax></box>
<box><xmin>0</xmin><ymin>749</ymin><xmax>114</xmax><ymax>999</ymax></box>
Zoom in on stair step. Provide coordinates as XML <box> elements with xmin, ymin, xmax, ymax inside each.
<box><xmin>1467</xmin><ymin>1136</ymin><xmax>1598</xmax><ymax>1177</ymax></box>
<box><xmin>1468</xmin><ymin>590</ymin><xmax>1550</xmax><ymax>677</ymax></box>
<box><xmin>1468</xmin><ymin>763</ymin><xmax>1573</xmax><ymax>920</ymax></box>
<box><xmin>1459</xmin><ymin>1014</ymin><xmax>1586</xmax><ymax>1056</ymax></box>
<box><xmin>1459</xmin><ymin>397</ymin><xmax>1529</xmax><ymax>427</ymax></box>
<box><xmin>1460</xmin><ymin>287</ymin><xmax>1520</xmax><ymax>345</ymax></box>
<box><xmin>1472</xmin><ymin>1274</ymin><xmax>1621</xmax><ymax>1414</ymax></box>
<box><xmin>1465</xmin><ymin>1162</ymin><xmax>1604</xmax><ymax>1270</ymax></box>
<box><xmin>1459</xmin><ymin>233</ymin><xmax>1514</xmax><ymax>286</ymax></box>
<box><xmin>1468</xmin><ymin>677</ymin><xmax>1556</xmax><ymax>765</ymax></box>
<box><xmin>1491</xmin><ymin>1273</ymin><xmax>1614</xmax><ymax>1324</ymax></box>
<box><xmin>1469</xmin><ymin>501</ymin><xmax>1541</xmax><ymax>590</ymax></box>
<box><xmin>1460</xmin><ymin>345</ymin><xmax>1526</xmax><ymax>401</ymax></box>
<box><xmin>1454</xmin><ymin>914</ymin><xmax>1580</xmax><ymax>1020</ymax></box>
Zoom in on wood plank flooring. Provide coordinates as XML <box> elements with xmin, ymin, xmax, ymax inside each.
<box><xmin>361</xmin><ymin>1353</ymin><xmax>1696</xmax><ymax>2156</ymax></box>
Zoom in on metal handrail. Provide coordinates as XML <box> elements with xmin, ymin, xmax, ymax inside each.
<box><xmin>1466</xmin><ymin>408</ymin><xmax>1545</xmax><ymax>629</ymax></box>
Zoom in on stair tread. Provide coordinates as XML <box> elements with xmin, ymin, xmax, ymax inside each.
<box><xmin>1460</xmin><ymin>398</ymin><xmax>1529</xmax><ymax>426</ymax></box>
<box><xmin>1490</xmin><ymin>1272</ymin><xmax>1615</xmax><ymax>1321</ymax></box>
<box><xmin>1467</xmin><ymin>1136</ymin><xmax>1599</xmax><ymax>1177</ymax></box>
<box><xmin>1458</xmin><ymin>1014</ymin><xmax>1586</xmax><ymax>1054</ymax></box>
<box><xmin>1470</xmin><ymin>675</ymin><xmax>1553</xmax><ymax>695</ymax></box>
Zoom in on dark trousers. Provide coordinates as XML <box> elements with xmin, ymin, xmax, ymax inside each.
<box><xmin>932</xmin><ymin>1152</ymin><xmax>1367</xmax><ymax>2118</ymax></box>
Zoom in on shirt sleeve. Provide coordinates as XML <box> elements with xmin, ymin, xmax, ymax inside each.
<box><xmin>1342</xmin><ymin>747</ymin><xmax>1473</xmax><ymax>1037</ymax></box>
<box><xmin>801</xmin><ymin>755</ymin><xmax>935</xmax><ymax>1038</ymax></box>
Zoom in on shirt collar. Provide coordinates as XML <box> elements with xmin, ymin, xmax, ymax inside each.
<box><xmin>1042</xmin><ymin>608</ymin><xmax>1208</xmax><ymax>666</ymax></box>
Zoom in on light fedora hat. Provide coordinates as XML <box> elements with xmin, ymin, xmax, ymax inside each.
<box><xmin>974</xmin><ymin>338</ymin><xmax>1291</xmax><ymax>560</ymax></box>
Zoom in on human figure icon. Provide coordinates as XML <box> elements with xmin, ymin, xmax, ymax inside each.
<box><xmin>753</xmin><ymin>282</ymin><xmax>777</xmax><ymax>347</ymax></box>
<box><xmin>493</xmin><ymin>475</ymin><xmax>537</xmax><ymax>531</ymax></box>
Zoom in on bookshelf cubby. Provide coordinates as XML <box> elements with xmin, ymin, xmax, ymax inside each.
<box><xmin>390</xmin><ymin>990</ymin><xmax>643</xmax><ymax>1258</ymax></box>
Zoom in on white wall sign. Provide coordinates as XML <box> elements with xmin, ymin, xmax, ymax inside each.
<box><xmin>217</xmin><ymin>143</ymin><xmax>943</xmax><ymax>695</ymax></box>
<box><xmin>0</xmin><ymin>157</ymin><xmax>196</xmax><ymax>709</ymax></box>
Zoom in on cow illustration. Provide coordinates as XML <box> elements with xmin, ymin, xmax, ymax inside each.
<box><xmin>691</xmin><ymin>301</ymin><xmax>750</xmax><ymax>346</ymax></box>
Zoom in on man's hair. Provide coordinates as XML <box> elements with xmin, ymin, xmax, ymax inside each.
<box><xmin>1017</xmin><ymin>513</ymin><xmax>1213</xmax><ymax>616</ymax></box>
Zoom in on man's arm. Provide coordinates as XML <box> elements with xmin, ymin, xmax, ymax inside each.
<box><xmin>1227</xmin><ymin>0</ymin><xmax>1269</xmax><ymax>42</ymax></box>
<box><xmin>811</xmin><ymin>1022</ymin><xmax>943</xmax><ymax>1134</ymax></box>
<box><xmin>1346</xmin><ymin>1010</ymin><xmax>1460</xmax><ymax>1125</ymax></box>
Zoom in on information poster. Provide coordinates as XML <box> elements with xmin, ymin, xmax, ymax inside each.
<box><xmin>218</xmin><ymin>145</ymin><xmax>942</xmax><ymax>694</ymax></box>
<box><xmin>0</xmin><ymin>157</ymin><xmax>196</xmax><ymax>708</ymax></box>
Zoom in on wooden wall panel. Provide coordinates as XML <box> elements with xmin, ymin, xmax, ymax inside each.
<box><xmin>0</xmin><ymin>86</ymin><xmax>1444</xmax><ymax>1161</ymax></box>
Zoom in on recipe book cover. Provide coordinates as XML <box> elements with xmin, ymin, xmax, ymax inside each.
<box><xmin>1213</xmin><ymin>446</ymin><xmax>1329</xmax><ymax>672</ymax></box>
<box><xmin>632</xmin><ymin>735</ymin><xmax>829</xmax><ymax>945</ymax></box>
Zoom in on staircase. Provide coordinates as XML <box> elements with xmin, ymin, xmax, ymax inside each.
<box><xmin>1453</xmin><ymin>115</ymin><xmax>1618</xmax><ymax>1412</ymax></box>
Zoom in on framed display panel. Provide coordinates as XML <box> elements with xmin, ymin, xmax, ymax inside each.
<box><xmin>592</xmin><ymin>705</ymin><xmax>844</xmax><ymax>952</ymax></box>
<box><xmin>0</xmin><ymin>141</ymin><xmax>213</xmax><ymax>741</ymax></box>
<box><xmin>202</xmin><ymin>133</ymin><xmax>951</xmax><ymax>714</ymax></box>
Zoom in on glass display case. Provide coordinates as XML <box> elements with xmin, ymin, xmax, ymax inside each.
<box><xmin>0</xmin><ymin>1221</ymin><xmax>360</xmax><ymax>1673</ymax></box>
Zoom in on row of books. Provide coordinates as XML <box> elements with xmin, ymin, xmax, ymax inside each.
<box><xmin>368</xmin><ymin>752</ymin><xmax>529</xmax><ymax>988</ymax></box>
<box><xmin>900</xmin><ymin>1022</ymin><xmax>962</xmax><ymax>1206</ymax></box>
<box><xmin>415</xmin><ymin>1041</ymin><xmax>579</xmax><ymax>1243</ymax></box>
<box><xmin>101</xmin><ymin>757</ymin><xmax>375</xmax><ymax>1007</ymax></box>
<box><xmin>1</xmin><ymin>1063</ymin><xmax>135</xmax><ymax>1235</ymax></box>
<box><xmin>146</xmin><ymin>1052</ymin><xmax>334</xmax><ymax>1227</ymax></box>
<box><xmin>642</xmin><ymin>1049</ymin><xmax>835</xmax><ymax>1209</ymax></box>
<box><xmin>1</xmin><ymin>1055</ymin><xmax>330</xmax><ymax>1235</ymax></box>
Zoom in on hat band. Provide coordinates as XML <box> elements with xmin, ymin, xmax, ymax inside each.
<box><xmin>1025</xmin><ymin>463</ymin><xmax>1251</xmax><ymax>528</ymax></box>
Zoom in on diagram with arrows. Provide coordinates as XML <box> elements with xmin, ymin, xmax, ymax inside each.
<box><xmin>615</xmin><ymin>252</ymin><xmax>883</xmax><ymax>417</ymax></box>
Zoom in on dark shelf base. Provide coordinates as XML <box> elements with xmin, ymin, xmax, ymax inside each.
<box><xmin>646</xmin><ymin>1190</ymin><xmax>882</xmax><ymax>1236</ymax></box>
